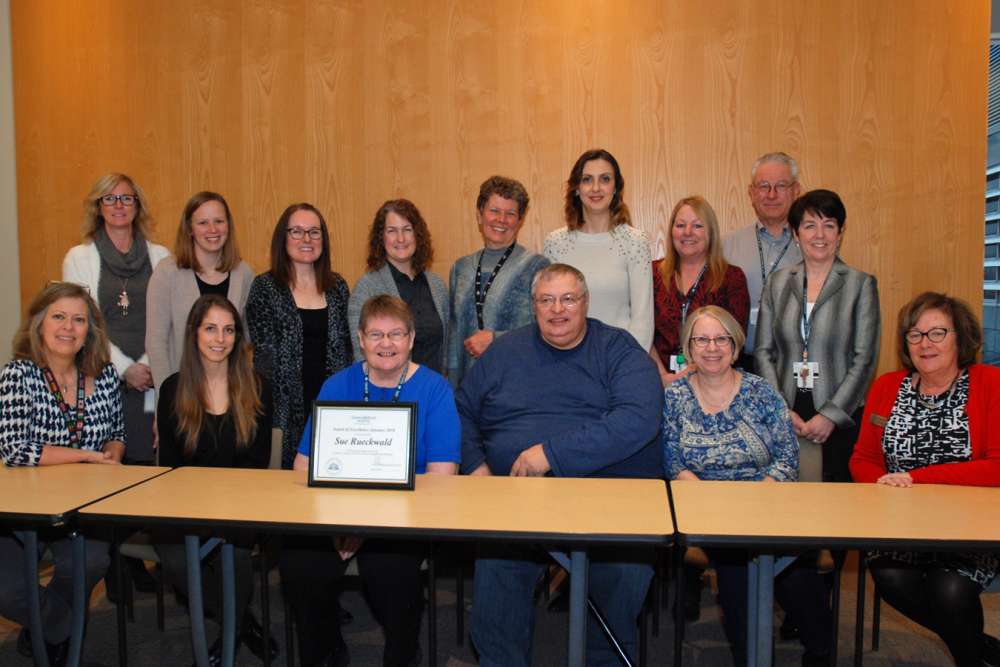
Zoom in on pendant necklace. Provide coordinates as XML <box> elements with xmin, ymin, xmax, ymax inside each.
<box><xmin>117</xmin><ymin>278</ymin><xmax>130</xmax><ymax>317</ymax></box>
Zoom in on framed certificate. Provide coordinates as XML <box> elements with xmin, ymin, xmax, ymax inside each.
<box><xmin>308</xmin><ymin>401</ymin><xmax>417</xmax><ymax>490</ymax></box>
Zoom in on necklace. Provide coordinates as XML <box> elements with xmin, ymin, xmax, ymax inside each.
<box><xmin>116</xmin><ymin>278</ymin><xmax>130</xmax><ymax>317</ymax></box>
<box><xmin>693</xmin><ymin>371</ymin><xmax>738</xmax><ymax>413</ymax></box>
<box><xmin>914</xmin><ymin>371</ymin><xmax>962</xmax><ymax>410</ymax></box>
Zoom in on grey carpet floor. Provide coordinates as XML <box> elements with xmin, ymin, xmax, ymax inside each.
<box><xmin>0</xmin><ymin>551</ymin><xmax>996</xmax><ymax>666</ymax></box>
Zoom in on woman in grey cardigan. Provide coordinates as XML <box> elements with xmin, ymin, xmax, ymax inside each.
<box><xmin>145</xmin><ymin>191</ymin><xmax>254</xmax><ymax>392</ymax></box>
<box><xmin>755</xmin><ymin>189</ymin><xmax>881</xmax><ymax>483</ymax></box>
<box><xmin>348</xmin><ymin>199</ymin><xmax>448</xmax><ymax>373</ymax></box>
<box><xmin>448</xmin><ymin>176</ymin><xmax>550</xmax><ymax>387</ymax></box>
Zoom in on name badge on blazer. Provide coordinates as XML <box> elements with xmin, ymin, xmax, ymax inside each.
<box><xmin>870</xmin><ymin>413</ymin><xmax>888</xmax><ymax>427</ymax></box>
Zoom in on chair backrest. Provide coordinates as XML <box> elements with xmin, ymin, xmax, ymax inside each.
<box><xmin>269</xmin><ymin>428</ymin><xmax>283</xmax><ymax>470</ymax></box>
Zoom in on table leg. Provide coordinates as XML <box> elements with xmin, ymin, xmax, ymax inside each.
<box><xmin>755</xmin><ymin>554</ymin><xmax>775</xmax><ymax>667</ymax></box>
<box><xmin>747</xmin><ymin>557</ymin><xmax>758</xmax><ymax>667</ymax></box>
<box><xmin>855</xmin><ymin>552</ymin><xmax>867</xmax><ymax>667</ymax></box>
<box><xmin>221</xmin><ymin>542</ymin><xmax>236</xmax><ymax>667</ymax></box>
<box><xmin>67</xmin><ymin>531</ymin><xmax>85</xmax><ymax>667</ymax></box>
<box><xmin>568</xmin><ymin>550</ymin><xmax>589</xmax><ymax>667</ymax></box>
<box><xmin>672</xmin><ymin>546</ymin><xmax>683</xmax><ymax>665</ymax></box>
<box><xmin>22</xmin><ymin>529</ymin><xmax>50</xmax><ymax>667</ymax></box>
<box><xmin>185</xmin><ymin>535</ymin><xmax>210</xmax><ymax>667</ymax></box>
<box><xmin>114</xmin><ymin>535</ymin><xmax>128</xmax><ymax>667</ymax></box>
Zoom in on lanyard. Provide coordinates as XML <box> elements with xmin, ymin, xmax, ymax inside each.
<box><xmin>678</xmin><ymin>264</ymin><xmax>708</xmax><ymax>347</ymax></box>
<box><xmin>363</xmin><ymin>362</ymin><xmax>409</xmax><ymax>403</ymax></box>
<box><xmin>42</xmin><ymin>365</ymin><xmax>86</xmax><ymax>448</ymax></box>
<box><xmin>756</xmin><ymin>228</ymin><xmax>792</xmax><ymax>291</ymax></box>
<box><xmin>475</xmin><ymin>244</ymin><xmax>515</xmax><ymax>330</ymax></box>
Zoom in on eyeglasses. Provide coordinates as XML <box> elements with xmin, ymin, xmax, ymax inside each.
<box><xmin>363</xmin><ymin>329</ymin><xmax>410</xmax><ymax>342</ymax></box>
<box><xmin>752</xmin><ymin>181</ymin><xmax>794</xmax><ymax>196</ymax></box>
<box><xmin>689</xmin><ymin>335</ymin><xmax>734</xmax><ymax>349</ymax></box>
<box><xmin>287</xmin><ymin>227</ymin><xmax>323</xmax><ymax>240</ymax></box>
<box><xmin>534</xmin><ymin>294</ymin><xmax>585</xmax><ymax>309</ymax></box>
<box><xmin>100</xmin><ymin>194</ymin><xmax>137</xmax><ymax>207</ymax></box>
<box><xmin>905</xmin><ymin>327</ymin><xmax>953</xmax><ymax>344</ymax></box>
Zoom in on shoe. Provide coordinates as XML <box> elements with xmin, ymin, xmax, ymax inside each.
<box><xmin>984</xmin><ymin>633</ymin><xmax>1000</xmax><ymax>666</ymax></box>
<box><xmin>17</xmin><ymin>628</ymin><xmax>68</xmax><ymax>666</ymax></box>
<box><xmin>779</xmin><ymin>620</ymin><xmax>801</xmax><ymax>641</ymax></box>
<box><xmin>191</xmin><ymin>637</ymin><xmax>238</xmax><ymax>667</ymax></box>
<box><xmin>241</xmin><ymin>611</ymin><xmax>279</xmax><ymax>661</ymax></box>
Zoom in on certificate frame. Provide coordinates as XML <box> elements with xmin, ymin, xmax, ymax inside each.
<box><xmin>307</xmin><ymin>401</ymin><xmax>417</xmax><ymax>490</ymax></box>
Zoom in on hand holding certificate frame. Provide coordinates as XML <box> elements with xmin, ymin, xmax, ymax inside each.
<box><xmin>308</xmin><ymin>401</ymin><xmax>417</xmax><ymax>490</ymax></box>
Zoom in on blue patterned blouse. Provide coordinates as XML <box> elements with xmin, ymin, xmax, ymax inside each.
<box><xmin>662</xmin><ymin>372</ymin><xmax>798</xmax><ymax>481</ymax></box>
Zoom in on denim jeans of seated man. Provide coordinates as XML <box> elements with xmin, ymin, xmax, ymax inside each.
<box><xmin>471</xmin><ymin>545</ymin><xmax>654</xmax><ymax>667</ymax></box>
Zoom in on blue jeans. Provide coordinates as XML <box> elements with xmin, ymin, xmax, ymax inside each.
<box><xmin>471</xmin><ymin>545</ymin><xmax>653</xmax><ymax>667</ymax></box>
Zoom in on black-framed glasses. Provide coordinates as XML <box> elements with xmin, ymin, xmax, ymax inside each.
<box><xmin>534</xmin><ymin>294</ymin><xmax>585</xmax><ymax>310</ymax></box>
<box><xmin>689</xmin><ymin>335</ymin><xmax>734</xmax><ymax>349</ymax></box>
<box><xmin>100</xmin><ymin>194</ymin><xmax>137</xmax><ymax>207</ymax></box>
<box><xmin>287</xmin><ymin>227</ymin><xmax>323</xmax><ymax>240</ymax></box>
<box><xmin>905</xmin><ymin>327</ymin><xmax>952</xmax><ymax>344</ymax></box>
<box><xmin>752</xmin><ymin>181</ymin><xmax>794</xmax><ymax>196</ymax></box>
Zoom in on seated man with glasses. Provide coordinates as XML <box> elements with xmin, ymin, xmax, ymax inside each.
<box><xmin>456</xmin><ymin>263</ymin><xmax>663</xmax><ymax>667</ymax></box>
<box><xmin>722</xmin><ymin>151</ymin><xmax>803</xmax><ymax>370</ymax></box>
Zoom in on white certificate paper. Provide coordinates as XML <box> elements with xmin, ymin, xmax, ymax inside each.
<box><xmin>308</xmin><ymin>401</ymin><xmax>417</xmax><ymax>490</ymax></box>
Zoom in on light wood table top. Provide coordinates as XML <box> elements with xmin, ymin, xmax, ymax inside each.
<box><xmin>80</xmin><ymin>467</ymin><xmax>673</xmax><ymax>545</ymax></box>
<box><xmin>670</xmin><ymin>480</ymin><xmax>1000</xmax><ymax>550</ymax></box>
<box><xmin>0</xmin><ymin>463</ymin><xmax>170</xmax><ymax>524</ymax></box>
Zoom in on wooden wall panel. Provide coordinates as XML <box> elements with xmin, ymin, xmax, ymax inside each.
<box><xmin>10</xmin><ymin>0</ymin><xmax>990</xmax><ymax>374</ymax></box>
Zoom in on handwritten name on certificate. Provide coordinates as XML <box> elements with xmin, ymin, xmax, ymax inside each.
<box><xmin>308</xmin><ymin>402</ymin><xmax>416</xmax><ymax>490</ymax></box>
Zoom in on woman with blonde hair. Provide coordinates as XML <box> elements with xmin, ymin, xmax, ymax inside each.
<box><xmin>651</xmin><ymin>196</ymin><xmax>749</xmax><ymax>386</ymax></box>
<box><xmin>146</xmin><ymin>191</ymin><xmax>255</xmax><ymax>391</ymax></box>
<box><xmin>155</xmin><ymin>294</ymin><xmax>273</xmax><ymax>664</ymax></box>
<box><xmin>63</xmin><ymin>172</ymin><xmax>169</xmax><ymax>463</ymax></box>
<box><xmin>0</xmin><ymin>282</ymin><xmax>125</xmax><ymax>664</ymax></box>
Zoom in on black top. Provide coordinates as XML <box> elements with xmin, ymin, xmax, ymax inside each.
<box><xmin>388</xmin><ymin>263</ymin><xmax>445</xmax><ymax>374</ymax></box>
<box><xmin>156</xmin><ymin>372</ymin><xmax>273</xmax><ymax>469</ymax></box>
<box><xmin>299</xmin><ymin>307</ymin><xmax>330</xmax><ymax>412</ymax></box>
<box><xmin>196</xmin><ymin>273</ymin><xmax>231</xmax><ymax>297</ymax></box>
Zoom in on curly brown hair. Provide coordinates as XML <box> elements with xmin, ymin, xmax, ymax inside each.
<box><xmin>365</xmin><ymin>199</ymin><xmax>434</xmax><ymax>274</ymax></box>
<box><xmin>896</xmin><ymin>292</ymin><xmax>982</xmax><ymax>371</ymax></box>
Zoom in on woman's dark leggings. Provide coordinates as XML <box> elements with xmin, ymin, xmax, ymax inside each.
<box><xmin>870</xmin><ymin>557</ymin><xmax>985</xmax><ymax>666</ymax></box>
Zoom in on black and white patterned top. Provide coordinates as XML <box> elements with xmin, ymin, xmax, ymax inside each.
<box><xmin>0</xmin><ymin>359</ymin><xmax>125</xmax><ymax>467</ymax></box>
<box><xmin>883</xmin><ymin>372</ymin><xmax>972</xmax><ymax>472</ymax></box>
<box><xmin>876</xmin><ymin>371</ymin><xmax>998</xmax><ymax>586</ymax></box>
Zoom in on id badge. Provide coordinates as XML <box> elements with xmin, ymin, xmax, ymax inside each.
<box><xmin>143</xmin><ymin>388</ymin><xmax>156</xmax><ymax>414</ymax></box>
<box><xmin>669</xmin><ymin>354</ymin><xmax>687</xmax><ymax>373</ymax></box>
<box><xmin>793</xmin><ymin>361</ymin><xmax>819</xmax><ymax>389</ymax></box>
<box><xmin>749</xmin><ymin>307</ymin><xmax>759</xmax><ymax>326</ymax></box>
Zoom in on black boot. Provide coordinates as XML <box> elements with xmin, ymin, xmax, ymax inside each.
<box><xmin>241</xmin><ymin>610</ymin><xmax>279</xmax><ymax>661</ymax></box>
<box><xmin>683</xmin><ymin>564</ymin><xmax>704</xmax><ymax>622</ymax></box>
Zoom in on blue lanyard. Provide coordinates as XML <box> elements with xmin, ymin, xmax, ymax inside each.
<box><xmin>756</xmin><ymin>228</ymin><xmax>792</xmax><ymax>291</ymax></box>
<box><xmin>362</xmin><ymin>362</ymin><xmax>409</xmax><ymax>403</ymax></box>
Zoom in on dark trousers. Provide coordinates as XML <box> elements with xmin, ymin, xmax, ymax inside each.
<box><xmin>280</xmin><ymin>535</ymin><xmax>425</xmax><ymax>667</ymax></box>
<box><xmin>792</xmin><ymin>391</ymin><xmax>862</xmax><ymax>483</ymax></box>
<box><xmin>870</xmin><ymin>557</ymin><xmax>985</xmax><ymax>666</ymax></box>
<box><xmin>710</xmin><ymin>549</ymin><xmax>832</xmax><ymax>665</ymax></box>
<box><xmin>0</xmin><ymin>528</ymin><xmax>110</xmax><ymax>643</ymax></box>
<box><xmin>154</xmin><ymin>539</ymin><xmax>255</xmax><ymax>638</ymax></box>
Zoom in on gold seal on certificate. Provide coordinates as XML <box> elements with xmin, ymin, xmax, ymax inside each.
<box><xmin>308</xmin><ymin>401</ymin><xmax>417</xmax><ymax>490</ymax></box>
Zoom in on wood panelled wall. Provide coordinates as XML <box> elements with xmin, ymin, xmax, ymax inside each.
<box><xmin>11</xmin><ymin>1</ymin><xmax>990</xmax><ymax>373</ymax></box>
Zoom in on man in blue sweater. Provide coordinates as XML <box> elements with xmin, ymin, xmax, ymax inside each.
<box><xmin>456</xmin><ymin>263</ymin><xmax>664</xmax><ymax>667</ymax></box>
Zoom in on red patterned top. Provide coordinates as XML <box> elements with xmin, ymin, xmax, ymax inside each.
<box><xmin>651</xmin><ymin>261</ymin><xmax>750</xmax><ymax>364</ymax></box>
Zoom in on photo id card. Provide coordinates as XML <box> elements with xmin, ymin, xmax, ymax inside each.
<box><xmin>793</xmin><ymin>361</ymin><xmax>819</xmax><ymax>390</ymax></box>
<box><xmin>669</xmin><ymin>354</ymin><xmax>687</xmax><ymax>373</ymax></box>
<box><xmin>308</xmin><ymin>401</ymin><xmax>417</xmax><ymax>490</ymax></box>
